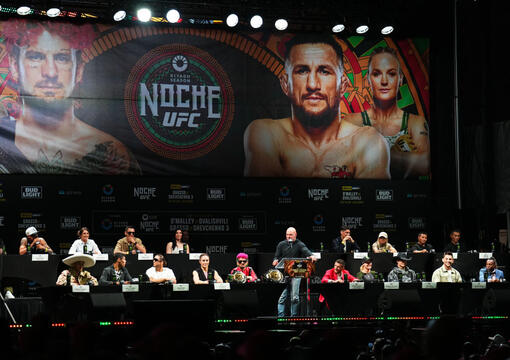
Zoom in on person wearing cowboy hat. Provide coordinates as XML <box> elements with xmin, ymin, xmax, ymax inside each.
<box><xmin>19</xmin><ymin>226</ymin><xmax>53</xmax><ymax>255</ymax></box>
<box><xmin>387</xmin><ymin>254</ymin><xmax>416</xmax><ymax>282</ymax></box>
<box><xmin>56</xmin><ymin>253</ymin><xmax>98</xmax><ymax>286</ymax></box>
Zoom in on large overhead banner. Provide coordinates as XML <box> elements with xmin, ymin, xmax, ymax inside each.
<box><xmin>0</xmin><ymin>19</ymin><xmax>429</xmax><ymax>179</ymax></box>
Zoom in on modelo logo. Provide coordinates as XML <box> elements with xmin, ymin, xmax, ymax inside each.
<box><xmin>125</xmin><ymin>44</ymin><xmax>235</xmax><ymax>160</ymax></box>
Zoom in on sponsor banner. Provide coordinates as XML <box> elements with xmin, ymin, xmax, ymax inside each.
<box><xmin>373</xmin><ymin>213</ymin><xmax>397</xmax><ymax>232</ymax></box>
<box><xmin>341</xmin><ymin>216</ymin><xmax>365</xmax><ymax>230</ymax></box>
<box><xmin>238</xmin><ymin>215</ymin><xmax>258</xmax><ymax>232</ymax></box>
<box><xmin>307</xmin><ymin>188</ymin><xmax>330</xmax><ymax>202</ymax></box>
<box><xmin>205</xmin><ymin>245</ymin><xmax>229</xmax><ymax>254</ymax></box>
<box><xmin>340</xmin><ymin>185</ymin><xmax>364</xmax><ymax>205</ymax></box>
<box><xmin>18</xmin><ymin>212</ymin><xmax>46</xmax><ymax>234</ymax></box>
<box><xmin>139</xmin><ymin>213</ymin><xmax>160</xmax><ymax>233</ymax></box>
<box><xmin>57</xmin><ymin>188</ymin><xmax>84</xmax><ymax>198</ymax></box>
<box><xmin>312</xmin><ymin>213</ymin><xmax>326</xmax><ymax>232</ymax></box>
<box><xmin>21</xmin><ymin>186</ymin><xmax>43</xmax><ymax>200</ymax></box>
<box><xmin>99</xmin><ymin>184</ymin><xmax>117</xmax><ymax>203</ymax></box>
<box><xmin>277</xmin><ymin>185</ymin><xmax>293</xmax><ymax>204</ymax></box>
<box><xmin>59</xmin><ymin>216</ymin><xmax>82</xmax><ymax>230</ymax></box>
<box><xmin>207</xmin><ymin>188</ymin><xmax>226</xmax><ymax>201</ymax></box>
<box><xmin>0</xmin><ymin>215</ymin><xmax>5</xmax><ymax>227</ymax></box>
<box><xmin>168</xmin><ymin>184</ymin><xmax>195</xmax><ymax>204</ymax></box>
<box><xmin>133</xmin><ymin>186</ymin><xmax>157</xmax><ymax>201</ymax></box>
<box><xmin>376</xmin><ymin>189</ymin><xmax>394</xmax><ymax>201</ymax></box>
<box><xmin>408</xmin><ymin>217</ymin><xmax>427</xmax><ymax>230</ymax></box>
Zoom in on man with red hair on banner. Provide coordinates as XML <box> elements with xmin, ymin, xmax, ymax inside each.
<box><xmin>0</xmin><ymin>19</ymin><xmax>140</xmax><ymax>174</ymax></box>
<box><xmin>243</xmin><ymin>34</ymin><xmax>389</xmax><ymax>179</ymax></box>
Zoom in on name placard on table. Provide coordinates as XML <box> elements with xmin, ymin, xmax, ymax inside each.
<box><xmin>214</xmin><ymin>283</ymin><xmax>230</xmax><ymax>290</ymax></box>
<box><xmin>311</xmin><ymin>252</ymin><xmax>321</xmax><ymax>260</ymax></box>
<box><xmin>384</xmin><ymin>282</ymin><xmax>400</xmax><ymax>290</ymax></box>
<box><xmin>72</xmin><ymin>285</ymin><xmax>90</xmax><ymax>293</ymax></box>
<box><xmin>173</xmin><ymin>283</ymin><xmax>189</xmax><ymax>292</ymax></box>
<box><xmin>479</xmin><ymin>252</ymin><xmax>493</xmax><ymax>259</ymax></box>
<box><xmin>93</xmin><ymin>254</ymin><xmax>109</xmax><ymax>261</ymax></box>
<box><xmin>349</xmin><ymin>282</ymin><xmax>365</xmax><ymax>290</ymax></box>
<box><xmin>138</xmin><ymin>253</ymin><xmax>154</xmax><ymax>261</ymax></box>
<box><xmin>472</xmin><ymin>282</ymin><xmax>487</xmax><ymax>289</ymax></box>
<box><xmin>122</xmin><ymin>284</ymin><xmax>139</xmax><ymax>292</ymax></box>
<box><xmin>422</xmin><ymin>282</ymin><xmax>437</xmax><ymax>289</ymax></box>
<box><xmin>189</xmin><ymin>253</ymin><xmax>201</xmax><ymax>260</ymax></box>
<box><xmin>353</xmin><ymin>252</ymin><xmax>368</xmax><ymax>259</ymax></box>
<box><xmin>31</xmin><ymin>254</ymin><xmax>49</xmax><ymax>262</ymax></box>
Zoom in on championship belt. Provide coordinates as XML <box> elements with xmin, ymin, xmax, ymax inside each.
<box><xmin>392</xmin><ymin>134</ymin><xmax>417</xmax><ymax>152</ymax></box>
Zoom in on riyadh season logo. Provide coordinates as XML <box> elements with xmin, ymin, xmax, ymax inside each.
<box><xmin>124</xmin><ymin>44</ymin><xmax>235</xmax><ymax>160</ymax></box>
<box><xmin>278</xmin><ymin>186</ymin><xmax>292</xmax><ymax>204</ymax></box>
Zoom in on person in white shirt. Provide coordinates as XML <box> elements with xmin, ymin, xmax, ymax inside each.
<box><xmin>146</xmin><ymin>254</ymin><xmax>177</xmax><ymax>284</ymax></box>
<box><xmin>68</xmin><ymin>227</ymin><xmax>101</xmax><ymax>255</ymax></box>
<box><xmin>431</xmin><ymin>252</ymin><xmax>462</xmax><ymax>283</ymax></box>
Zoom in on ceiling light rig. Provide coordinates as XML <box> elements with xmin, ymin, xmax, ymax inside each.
<box><xmin>113</xmin><ymin>10</ymin><xmax>127</xmax><ymax>21</ymax></box>
<box><xmin>17</xmin><ymin>5</ymin><xmax>32</xmax><ymax>16</ymax></box>
<box><xmin>137</xmin><ymin>7</ymin><xmax>151</xmax><ymax>22</ymax></box>
<box><xmin>274</xmin><ymin>18</ymin><xmax>288</xmax><ymax>31</ymax></box>
<box><xmin>166</xmin><ymin>9</ymin><xmax>180</xmax><ymax>23</ymax></box>
<box><xmin>226</xmin><ymin>13</ymin><xmax>238</xmax><ymax>27</ymax></box>
<box><xmin>250</xmin><ymin>15</ymin><xmax>263</xmax><ymax>29</ymax></box>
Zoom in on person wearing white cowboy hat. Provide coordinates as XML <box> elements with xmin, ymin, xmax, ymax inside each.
<box><xmin>387</xmin><ymin>254</ymin><xmax>416</xmax><ymax>282</ymax></box>
<box><xmin>19</xmin><ymin>226</ymin><xmax>53</xmax><ymax>255</ymax></box>
<box><xmin>56</xmin><ymin>253</ymin><xmax>98</xmax><ymax>286</ymax></box>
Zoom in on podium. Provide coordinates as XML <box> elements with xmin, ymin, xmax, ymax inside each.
<box><xmin>276</xmin><ymin>258</ymin><xmax>315</xmax><ymax>316</ymax></box>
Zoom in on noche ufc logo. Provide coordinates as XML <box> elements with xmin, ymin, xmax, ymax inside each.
<box><xmin>125</xmin><ymin>44</ymin><xmax>235</xmax><ymax>160</ymax></box>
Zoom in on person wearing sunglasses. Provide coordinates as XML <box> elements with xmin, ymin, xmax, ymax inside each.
<box><xmin>146</xmin><ymin>254</ymin><xmax>177</xmax><ymax>284</ymax></box>
<box><xmin>113</xmin><ymin>226</ymin><xmax>146</xmax><ymax>255</ymax></box>
<box><xmin>230</xmin><ymin>253</ymin><xmax>258</xmax><ymax>282</ymax></box>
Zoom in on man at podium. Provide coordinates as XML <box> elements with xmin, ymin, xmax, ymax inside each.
<box><xmin>272</xmin><ymin>227</ymin><xmax>315</xmax><ymax>317</ymax></box>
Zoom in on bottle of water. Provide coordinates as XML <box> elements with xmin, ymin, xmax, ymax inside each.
<box><xmin>27</xmin><ymin>244</ymin><xmax>31</xmax><ymax>255</ymax></box>
<box><xmin>83</xmin><ymin>244</ymin><xmax>88</xmax><ymax>254</ymax></box>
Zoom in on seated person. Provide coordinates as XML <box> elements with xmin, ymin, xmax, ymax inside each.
<box><xmin>387</xmin><ymin>254</ymin><xmax>416</xmax><ymax>282</ymax></box>
<box><xmin>99</xmin><ymin>253</ymin><xmax>133</xmax><ymax>285</ymax></box>
<box><xmin>479</xmin><ymin>257</ymin><xmax>504</xmax><ymax>282</ymax></box>
<box><xmin>56</xmin><ymin>253</ymin><xmax>98</xmax><ymax>286</ymax></box>
<box><xmin>409</xmin><ymin>232</ymin><xmax>435</xmax><ymax>253</ymax></box>
<box><xmin>431</xmin><ymin>252</ymin><xmax>462</xmax><ymax>282</ymax></box>
<box><xmin>192</xmin><ymin>253</ymin><xmax>223</xmax><ymax>284</ymax></box>
<box><xmin>114</xmin><ymin>226</ymin><xmax>146</xmax><ymax>255</ymax></box>
<box><xmin>372</xmin><ymin>232</ymin><xmax>397</xmax><ymax>253</ymax></box>
<box><xmin>19</xmin><ymin>226</ymin><xmax>53</xmax><ymax>255</ymax></box>
<box><xmin>321</xmin><ymin>259</ymin><xmax>358</xmax><ymax>283</ymax></box>
<box><xmin>166</xmin><ymin>229</ymin><xmax>190</xmax><ymax>254</ymax></box>
<box><xmin>230</xmin><ymin>252</ymin><xmax>257</xmax><ymax>282</ymax></box>
<box><xmin>356</xmin><ymin>258</ymin><xmax>377</xmax><ymax>282</ymax></box>
<box><xmin>146</xmin><ymin>254</ymin><xmax>177</xmax><ymax>284</ymax></box>
<box><xmin>331</xmin><ymin>226</ymin><xmax>360</xmax><ymax>253</ymax></box>
<box><xmin>68</xmin><ymin>227</ymin><xmax>101</xmax><ymax>254</ymax></box>
<box><xmin>443</xmin><ymin>229</ymin><xmax>464</xmax><ymax>253</ymax></box>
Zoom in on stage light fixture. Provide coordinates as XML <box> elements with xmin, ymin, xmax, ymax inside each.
<box><xmin>381</xmin><ymin>25</ymin><xmax>394</xmax><ymax>35</ymax></box>
<box><xmin>113</xmin><ymin>10</ymin><xmax>126</xmax><ymax>21</ymax></box>
<box><xmin>226</xmin><ymin>13</ymin><xmax>238</xmax><ymax>27</ymax></box>
<box><xmin>17</xmin><ymin>6</ymin><xmax>32</xmax><ymax>15</ymax></box>
<box><xmin>332</xmin><ymin>24</ymin><xmax>345</xmax><ymax>33</ymax></box>
<box><xmin>250</xmin><ymin>15</ymin><xmax>263</xmax><ymax>29</ymax></box>
<box><xmin>274</xmin><ymin>19</ymin><xmax>288</xmax><ymax>31</ymax></box>
<box><xmin>166</xmin><ymin>9</ymin><xmax>180</xmax><ymax>23</ymax></box>
<box><xmin>137</xmin><ymin>8</ymin><xmax>151</xmax><ymax>22</ymax></box>
<box><xmin>356</xmin><ymin>24</ymin><xmax>369</xmax><ymax>34</ymax></box>
<box><xmin>46</xmin><ymin>7</ymin><xmax>61</xmax><ymax>17</ymax></box>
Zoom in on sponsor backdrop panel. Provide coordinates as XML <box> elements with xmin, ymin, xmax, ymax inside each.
<box><xmin>0</xmin><ymin>175</ymin><xmax>430</xmax><ymax>254</ymax></box>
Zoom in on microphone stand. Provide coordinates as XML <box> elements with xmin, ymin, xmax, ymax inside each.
<box><xmin>0</xmin><ymin>290</ymin><xmax>17</xmax><ymax>324</ymax></box>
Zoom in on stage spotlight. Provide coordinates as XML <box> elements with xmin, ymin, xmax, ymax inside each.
<box><xmin>166</xmin><ymin>9</ymin><xmax>180</xmax><ymax>23</ymax></box>
<box><xmin>113</xmin><ymin>10</ymin><xmax>126</xmax><ymax>21</ymax></box>
<box><xmin>47</xmin><ymin>7</ymin><xmax>61</xmax><ymax>17</ymax></box>
<box><xmin>356</xmin><ymin>24</ymin><xmax>369</xmax><ymax>34</ymax></box>
<box><xmin>17</xmin><ymin>6</ymin><xmax>32</xmax><ymax>15</ymax></box>
<box><xmin>226</xmin><ymin>13</ymin><xmax>238</xmax><ymax>27</ymax></box>
<box><xmin>250</xmin><ymin>15</ymin><xmax>263</xmax><ymax>29</ymax></box>
<box><xmin>332</xmin><ymin>24</ymin><xmax>345</xmax><ymax>33</ymax></box>
<box><xmin>274</xmin><ymin>19</ymin><xmax>288</xmax><ymax>31</ymax></box>
<box><xmin>381</xmin><ymin>25</ymin><xmax>394</xmax><ymax>35</ymax></box>
<box><xmin>137</xmin><ymin>8</ymin><xmax>151</xmax><ymax>22</ymax></box>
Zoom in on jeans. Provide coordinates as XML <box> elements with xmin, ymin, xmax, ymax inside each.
<box><xmin>277</xmin><ymin>277</ymin><xmax>301</xmax><ymax>317</ymax></box>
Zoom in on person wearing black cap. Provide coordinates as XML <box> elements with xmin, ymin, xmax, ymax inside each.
<box><xmin>387</xmin><ymin>254</ymin><xmax>416</xmax><ymax>282</ymax></box>
<box><xmin>19</xmin><ymin>226</ymin><xmax>53</xmax><ymax>255</ymax></box>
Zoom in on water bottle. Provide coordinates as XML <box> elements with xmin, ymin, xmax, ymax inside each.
<box><xmin>66</xmin><ymin>273</ymin><xmax>71</xmax><ymax>286</ymax></box>
<box><xmin>343</xmin><ymin>273</ymin><xmax>348</xmax><ymax>283</ymax></box>
<box><xmin>183</xmin><ymin>243</ymin><xmax>188</xmax><ymax>253</ymax></box>
<box><xmin>128</xmin><ymin>244</ymin><xmax>133</xmax><ymax>253</ymax></box>
<box><xmin>367</xmin><ymin>242</ymin><xmax>371</xmax><ymax>253</ymax></box>
<box><xmin>457</xmin><ymin>243</ymin><xmax>460</xmax><ymax>253</ymax></box>
<box><xmin>421</xmin><ymin>272</ymin><xmax>426</xmax><ymax>281</ymax></box>
<box><xmin>208</xmin><ymin>271</ymin><xmax>214</xmax><ymax>283</ymax></box>
<box><xmin>397</xmin><ymin>273</ymin><xmax>403</xmax><ymax>282</ymax></box>
<box><xmin>320</xmin><ymin>242</ymin><xmax>324</xmax><ymax>252</ymax></box>
<box><xmin>27</xmin><ymin>244</ymin><xmax>31</xmax><ymax>255</ymax></box>
<box><xmin>112</xmin><ymin>274</ymin><xmax>117</xmax><ymax>284</ymax></box>
<box><xmin>491</xmin><ymin>242</ymin><xmax>495</xmax><ymax>253</ymax></box>
<box><xmin>83</xmin><ymin>244</ymin><xmax>88</xmax><ymax>254</ymax></box>
<box><xmin>406</xmin><ymin>242</ymin><xmax>410</xmax><ymax>252</ymax></box>
<box><xmin>484</xmin><ymin>271</ymin><xmax>488</xmax><ymax>282</ymax></box>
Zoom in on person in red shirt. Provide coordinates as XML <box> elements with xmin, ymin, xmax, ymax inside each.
<box><xmin>230</xmin><ymin>252</ymin><xmax>258</xmax><ymax>282</ymax></box>
<box><xmin>319</xmin><ymin>259</ymin><xmax>358</xmax><ymax>304</ymax></box>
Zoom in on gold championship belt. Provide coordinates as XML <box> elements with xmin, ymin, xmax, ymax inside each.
<box><xmin>232</xmin><ymin>270</ymin><xmax>247</xmax><ymax>283</ymax></box>
<box><xmin>392</xmin><ymin>134</ymin><xmax>417</xmax><ymax>152</ymax></box>
<box><xmin>263</xmin><ymin>269</ymin><xmax>284</xmax><ymax>283</ymax></box>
